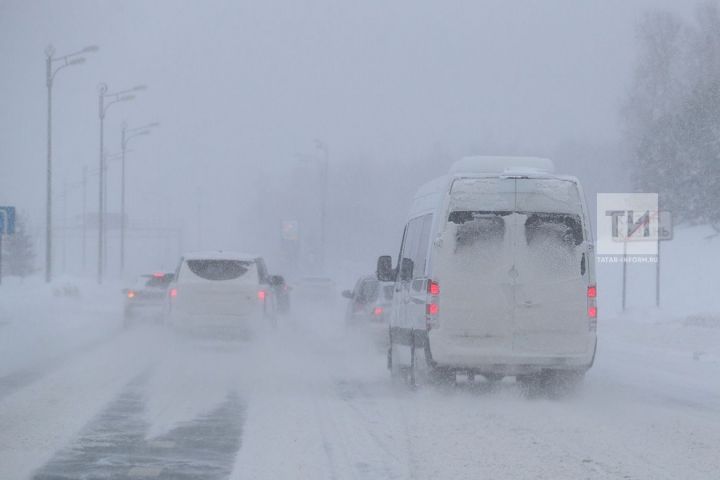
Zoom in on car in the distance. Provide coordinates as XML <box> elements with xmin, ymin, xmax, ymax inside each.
<box><xmin>164</xmin><ymin>251</ymin><xmax>278</xmax><ymax>338</ymax></box>
<box><xmin>342</xmin><ymin>275</ymin><xmax>394</xmax><ymax>346</ymax></box>
<box><xmin>342</xmin><ymin>276</ymin><xmax>394</xmax><ymax>325</ymax></box>
<box><xmin>123</xmin><ymin>272</ymin><xmax>175</xmax><ymax>327</ymax></box>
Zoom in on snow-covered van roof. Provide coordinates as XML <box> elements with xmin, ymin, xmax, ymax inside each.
<box><xmin>182</xmin><ymin>251</ymin><xmax>261</xmax><ymax>261</ymax></box>
<box><xmin>449</xmin><ymin>155</ymin><xmax>555</xmax><ymax>175</ymax></box>
<box><xmin>408</xmin><ymin>156</ymin><xmax>576</xmax><ymax>218</ymax></box>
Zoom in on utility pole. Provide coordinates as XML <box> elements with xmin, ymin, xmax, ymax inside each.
<box><xmin>82</xmin><ymin>166</ymin><xmax>88</xmax><ymax>272</ymax></box>
<box><xmin>120</xmin><ymin>124</ymin><xmax>126</xmax><ymax>272</ymax></box>
<box><xmin>98</xmin><ymin>84</ymin><xmax>106</xmax><ymax>284</ymax></box>
<box><xmin>314</xmin><ymin>140</ymin><xmax>329</xmax><ymax>273</ymax></box>
<box><xmin>62</xmin><ymin>178</ymin><xmax>68</xmax><ymax>274</ymax></box>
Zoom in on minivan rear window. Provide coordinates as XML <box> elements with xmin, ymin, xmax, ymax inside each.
<box><xmin>186</xmin><ymin>260</ymin><xmax>253</xmax><ymax>281</ymax></box>
<box><xmin>449</xmin><ymin>212</ymin><xmax>506</xmax><ymax>249</ymax></box>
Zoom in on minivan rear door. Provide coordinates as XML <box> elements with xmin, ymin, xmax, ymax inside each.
<box><xmin>512</xmin><ymin>178</ymin><xmax>588</xmax><ymax>355</ymax></box>
<box><xmin>436</xmin><ymin>178</ymin><xmax>516</xmax><ymax>348</ymax></box>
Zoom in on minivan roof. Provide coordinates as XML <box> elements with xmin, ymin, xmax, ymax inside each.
<box><xmin>450</xmin><ymin>156</ymin><xmax>555</xmax><ymax>175</ymax></box>
<box><xmin>408</xmin><ymin>156</ymin><xmax>580</xmax><ymax>218</ymax></box>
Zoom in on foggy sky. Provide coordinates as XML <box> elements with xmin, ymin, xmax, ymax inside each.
<box><xmin>0</xmin><ymin>0</ymin><xmax>697</xmax><ymax>278</ymax></box>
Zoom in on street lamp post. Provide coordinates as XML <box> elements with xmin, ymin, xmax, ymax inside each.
<box><xmin>44</xmin><ymin>44</ymin><xmax>98</xmax><ymax>283</ymax></box>
<box><xmin>314</xmin><ymin>140</ymin><xmax>329</xmax><ymax>273</ymax></box>
<box><xmin>97</xmin><ymin>83</ymin><xmax>145</xmax><ymax>284</ymax></box>
<box><xmin>120</xmin><ymin>121</ymin><xmax>158</xmax><ymax>272</ymax></box>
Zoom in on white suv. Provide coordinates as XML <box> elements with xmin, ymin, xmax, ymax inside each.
<box><xmin>164</xmin><ymin>251</ymin><xmax>277</xmax><ymax>337</ymax></box>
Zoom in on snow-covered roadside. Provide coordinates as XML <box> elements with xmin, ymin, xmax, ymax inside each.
<box><xmin>0</xmin><ymin>276</ymin><xmax>123</xmax><ymax>378</ymax></box>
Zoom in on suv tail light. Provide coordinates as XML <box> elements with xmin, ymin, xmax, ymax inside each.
<box><xmin>169</xmin><ymin>288</ymin><xmax>177</xmax><ymax>298</ymax></box>
<box><xmin>257</xmin><ymin>290</ymin><xmax>266</xmax><ymax>301</ymax></box>
<box><xmin>426</xmin><ymin>279</ymin><xmax>440</xmax><ymax>330</ymax></box>
<box><xmin>373</xmin><ymin>306</ymin><xmax>383</xmax><ymax>316</ymax></box>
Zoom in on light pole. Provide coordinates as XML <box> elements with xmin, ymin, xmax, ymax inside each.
<box><xmin>120</xmin><ymin>121</ymin><xmax>158</xmax><ymax>272</ymax></box>
<box><xmin>314</xmin><ymin>139</ymin><xmax>329</xmax><ymax>273</ymax></box>
<box><xmin>45</xmin><ymin>44</ymin><xmax>98</xmax><ymax>283</ymax></box>
<box><xmin>97</xmin><ymin>83</ymin><xmax>145</xmax><ymax>284</ymax></box>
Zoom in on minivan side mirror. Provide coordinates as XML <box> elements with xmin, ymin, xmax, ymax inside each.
<box><xmin>376</xmin><ymin>255</ymin><xmax>395</xmax><ymax>282</ymax></box>
<box><xmin>341</xmin><ymin>289</ymin><xmax>354</xmax><ymax>299</ymax></box>
<box><xmin>399</xmin><ymin>258</ymin><xmax>414</xmax><ymax>282</ymax></box>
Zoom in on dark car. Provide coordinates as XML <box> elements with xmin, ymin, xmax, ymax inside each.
<box><xmin>123</xmin><ymin>272</ymin><xmax>175</xmax><ymax>326</ymax></box>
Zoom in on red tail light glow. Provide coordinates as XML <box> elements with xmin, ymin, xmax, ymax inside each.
<box><xmin>257</xmin><ymin>290</ymin><xmax>266</xmax><ymax>301</ymax></box>
<box><xmin>373</xmin><ymin>306</ymin><xmax>383</xmax><ymax>316</ymax></box>
<box><xmin>127</xmin><ymin>290</ymin><xmax>136</xmax><ymax>299</ymax></box>
<box><xmin>426</xmin><ymin>279</ymin><xmax>440</xmax><ymax>329</ymax></box>
<box><xmin>169</xmin><ymin>288</ymin><xmax>177</xmax><ymax>298</ymax></box>
<box><xmin>587</xmin><ymin>284</ymin><xmax>597</xmax><ymax>326</ymax></box>
<box><xmin>153</xmin><ymin>272</ymin><xmax>164</xmax><ymax>278</ymax></box>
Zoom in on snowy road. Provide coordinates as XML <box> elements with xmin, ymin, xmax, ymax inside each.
<box><xmin>0</xmin><ymin>296</ymin><xmax>719</xmax><ymax>479</ymax></box>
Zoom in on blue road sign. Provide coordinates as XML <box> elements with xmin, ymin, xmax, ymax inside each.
<box><xmin>0</xmin><ymin>206</ymin><xmax>16</xmax><ymax>235</ymax></box>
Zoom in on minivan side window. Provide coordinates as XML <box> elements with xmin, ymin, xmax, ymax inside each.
<box><xmin>400</xmin><ymin>214</ymin><xmax>433</xmax><ymax>279</ymax></box>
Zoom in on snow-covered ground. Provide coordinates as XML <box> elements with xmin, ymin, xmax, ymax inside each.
<box><xmin>0</xmin><ymin>225</ymin><xmax>719</xmax><ymax>479</ymax></box>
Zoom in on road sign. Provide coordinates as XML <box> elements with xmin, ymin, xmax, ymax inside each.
<box><xmin>0</xmin><ymin>206</ymin><xmax>16</xmax><ymax>235</ymax></box>
<box><xmin>281</xmin><ymin>220</ymin><xmax>299</xmax><ymax>241</ymax></box>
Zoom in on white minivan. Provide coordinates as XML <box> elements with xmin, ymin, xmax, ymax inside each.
<box><xmin>378</xmin><ymin>156</ymin><xmax>597</xmax><ymax>389</ymax></box>
<box><xmin>165</xmin><ymin>251</ymin><xmax>278</xmax><ymax>337</ymax></box>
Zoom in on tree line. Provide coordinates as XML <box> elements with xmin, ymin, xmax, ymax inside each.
<box><xmin>623</xmin><ymin>1</ymin><xmax>720</xmax><ymax>228</ymax></box>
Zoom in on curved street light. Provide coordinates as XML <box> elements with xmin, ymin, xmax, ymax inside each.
<box><xmin>44</xmin><ymin>44</ymin><xmax>98</xmax><ymax>283</ymax></box>
<box><xmin>119</xmin><ymin>121</ymin><xmax>158</xmax><ymax>271</ymax></box>
<box><xmin>96</xmin><ymin>83</ymin><xmax>146</xmax><ymax>284</ymax></box>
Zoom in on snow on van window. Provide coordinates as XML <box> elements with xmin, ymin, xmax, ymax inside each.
<box><xmin>516</xmin><ymin>178</ymin><xmax>582</xmax><ymax>214</ymax></box>
<box><xmin>449</xmin><ymin>178</ymin><xmax>515</xmax><ymax>211</ymax></box>
<box><xmin>448</xmin><ymin>212</ymin><xmax>506</xmax><ymax>251</ymax></box>
<box><xmin>521</xmin><ymin>218</ymin><xmax>583</xmax><ymax>281</ymax></box>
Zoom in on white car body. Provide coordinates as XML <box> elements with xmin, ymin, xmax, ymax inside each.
<box><xmin>165</xmin><ymin>251</ymin><xmax>276</xmax><ymax>337</ymax></box>
<box><xmin>387</xmin><ymin>156</ymin><xmax>597</xmax><ymax>377</ymax></box>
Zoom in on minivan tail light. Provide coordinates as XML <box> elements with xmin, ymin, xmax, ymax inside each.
<box><xmin>257</xmin><ymin>290</ymin><xmax>266</xmax><ymax>301</ymax></box>
<box><xmin>426</xmin><ymin>279</ymin><xmax>440</xmax><ymax>329</ymax></box>
<box><xmin>373</xmin><ymin>306</ymin><xmax>383</xmax><ymax>316</ymax></box>
<box><xmin>169</xmin><ymin>288</ymin><xmax>177</xmax><ymax>298</ymax></box>
<box><xmin>587</xmin><ymin>284</ymin><xmax>597</xmax><ymax>329</ymax></box>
